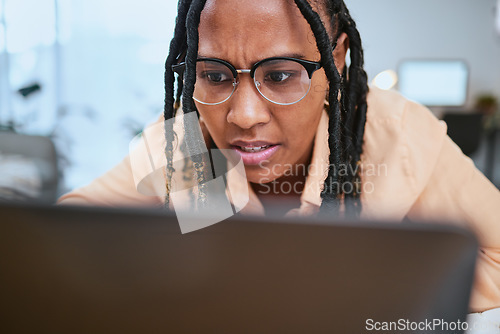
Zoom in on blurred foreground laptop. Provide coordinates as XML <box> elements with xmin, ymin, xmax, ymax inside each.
<box><xmin>0</xmin><ymin>203</ymin><xmax>477</xmax><ymax>333</ymax></box>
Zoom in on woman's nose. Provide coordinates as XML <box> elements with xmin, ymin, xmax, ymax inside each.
<box><xmin>226</xmin><ymin>76</ymin><xmax>271</xmax><ymax>129</ymax></box>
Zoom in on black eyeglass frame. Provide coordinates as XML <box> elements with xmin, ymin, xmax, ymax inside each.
<box><xmin>172</xmin><ymin>57</ymin><xmax>322</xmax><ymax>105</ymax></box>
<box><xmin>172</xmin><ymin>56</ymin><xmax>322</xmax><ymax>79</ymax></box>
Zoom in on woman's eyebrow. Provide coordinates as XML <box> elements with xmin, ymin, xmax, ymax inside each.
<box><xmin>278</xmin><ymin>53</ymin><xmax>306</xmax><ymax>59</ymax></box>
<box><xmin>197</xmin><ymin>53</ymin><xmax>212</xmax><ymax>59</ymax></box>
<box><xmin>197</xmin><ymin>53</ymin><xmax>308</xmax><ymax>62</ymax></box>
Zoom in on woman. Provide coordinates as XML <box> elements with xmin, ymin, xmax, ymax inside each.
<box><xmin>59</xmin><ymin>0</ymin><xmax>500</xmax><ymax>319</ymax></box>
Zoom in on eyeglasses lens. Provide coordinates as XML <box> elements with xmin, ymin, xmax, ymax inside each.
<box><xmin>193</xmin><ymin>59</ymin><xmax>312</xmax><ymax>105</ymax></box>
<box><xmin>194</xmin><ymin>60</ymin><xmax>235</xmax><ymax>105</ymax></box>
<box><xmin>254</xmin><ymin>59</ymin><xmax>311</xmax><ymax>105</ymax></box>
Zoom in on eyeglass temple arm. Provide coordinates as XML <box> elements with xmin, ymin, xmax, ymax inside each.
<box><xmin>172</xmin><ymin>63</ymin><xmax>185</xmax><ymax>75</ymax></box>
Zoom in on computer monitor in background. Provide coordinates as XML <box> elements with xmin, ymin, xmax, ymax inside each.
<box><xmin>398</xmin><ymin>60</ymin><xmax>469</xmax><ymax>107</ymax></box>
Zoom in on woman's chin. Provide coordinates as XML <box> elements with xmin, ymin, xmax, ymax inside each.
<box><xmin>244</xmin><ymin>170</ymin><xmax>280</xmax><ymax>185</ymax></box>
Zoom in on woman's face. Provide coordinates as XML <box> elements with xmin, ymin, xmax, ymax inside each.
<box><xmin>196</xmin><ymin>0</ymin><xmax>345</xmax><ymax>184</ymax></box>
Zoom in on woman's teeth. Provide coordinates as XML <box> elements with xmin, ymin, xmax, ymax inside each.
<box><xmin>239</xmin><ymin>145</ymin><xmax>270</xmax><ymax>153</ymax></box>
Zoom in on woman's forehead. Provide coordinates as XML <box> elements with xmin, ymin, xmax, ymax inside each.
<box><xmin>198</xmin><ymin>0</ymin><xmax>324</xmax><ymax>65</ymax></box>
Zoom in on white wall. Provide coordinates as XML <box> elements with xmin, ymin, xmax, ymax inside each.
<box><xmin>348</xmin><ymin>0</ymin><xmax>500</xmax><ymax>110</ymax></box>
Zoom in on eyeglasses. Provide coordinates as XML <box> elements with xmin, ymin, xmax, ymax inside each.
<box><xmin>172</xmin><ymin>57</ymin><xmax>322</xmax><ymax>106</ymax></box>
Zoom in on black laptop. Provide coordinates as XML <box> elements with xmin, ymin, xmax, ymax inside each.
<box><xmin>0</xmin><ymin>203</ymin><xmax>477</xmax><ymax>333</ymax></box>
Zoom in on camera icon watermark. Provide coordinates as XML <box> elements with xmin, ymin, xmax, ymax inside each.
<box><xmin>129</xmin><ymin>112</ymin><xmax>249</xmax><ymax>234</ymax></box>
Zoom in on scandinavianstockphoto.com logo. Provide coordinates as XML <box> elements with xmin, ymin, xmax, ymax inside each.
<box><xmin>129</xmin><ymin>112</ymin><xmax>249</xmax><ymax>234</ymax></box>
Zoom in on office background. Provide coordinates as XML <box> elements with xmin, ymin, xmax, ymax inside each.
<box><xmin>0</xmin><ymin>0</ymin><xmax>499</xmax><ymax>200</ymax></box>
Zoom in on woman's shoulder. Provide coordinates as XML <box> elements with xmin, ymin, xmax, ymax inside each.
<box><xmin>366</xmin><ymin>85</ymin><xmax>438</xmax><ymax>123</ymax></box>
<box><xmin>366</xmin><ymin>85</ymin><xmax>409</xmax><ymax>119</ymax></box>
<box><xmin>363</xmin><ymin>85</ymin><xmax>448</xmax><ymax>174</ymax></box>
<box><xmin>365</xmin><ymin>85</ymin><xmax>447</xmax><ymax>142</ymax></box>
<box><xmin>361</xmin><ymin>85</ymin><xmax>449</xmax><ymax>219</ymax></box>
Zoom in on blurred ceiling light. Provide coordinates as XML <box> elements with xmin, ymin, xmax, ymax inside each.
<box><xmin>372</xmin><ymin>69</ymin><xmax>398</xmax><ymax>90</ymax></box>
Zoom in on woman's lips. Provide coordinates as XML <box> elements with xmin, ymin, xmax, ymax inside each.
<box><xmin>230</xmin><ymin>141</ymin><xmax>280</xmax><ymax>165</ymax></box>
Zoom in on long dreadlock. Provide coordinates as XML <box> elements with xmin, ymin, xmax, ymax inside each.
<box><xmin>162</xmin><ymin>0</ymin><xmax>191</xmax><ymax>206</ymax></box>
<box><xmin>163</xmin><ymin>0</ymin><xmax>368</xmax><ymax>217</ymax></box>
<box><xmin>331</xmin><ymin>1</ymin><xmax>369</xmax><ymax>217</ymax></box>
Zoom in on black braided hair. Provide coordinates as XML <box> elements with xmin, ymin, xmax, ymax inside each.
<box><xmin>163</xmin><ymin>0</ymin><xmax>368</xmax><ymax>217</ymax></box>
<box><xmin>162</xmin><ymin>0</ymin><xmax>191</xmax><ymax>206</ymax></box>
<box><xmin>294</xmin><ymin>0</ymin><xmax>368</xmax><ymax>217</ymax></box>
<box><xmin>182</xmin><ymin>0</ymin><xmax>210</xmax><ymax>209</ymax></box>
<box><xmin>293</xmin><ymin>0</ymin><xmax>343</xmax><ymax>216</ymax></box>
<box><xmin>331</xmin><ymin>1</ymin><xmax>368</xmax><ymax>217</ymax></box>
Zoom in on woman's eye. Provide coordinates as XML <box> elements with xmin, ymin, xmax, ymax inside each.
<box><xmin>265</xmin><ymin>71</ymin><xmax>293</xmax><ymax>83</ymax></box>
<box><xmin>203</xmin><ymin>72</ymin><xmax>231</xmax><ymax>83</ymax></box>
